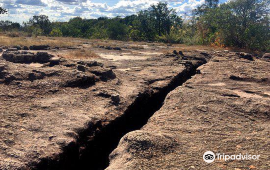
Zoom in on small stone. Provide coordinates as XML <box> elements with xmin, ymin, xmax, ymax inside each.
<box><xmin>113</xmin><ymin>47</ymin><xmax>122</xmax><ymax>51</ymax></box>
<box><xmin>13</xmin><ymin>46</ymin><xmax>21</xmax><ymax>50</ymax></box>
<box><xmin>23</xmin><ymin>46</ymin><xmax>29</xmax><ymax>50</ymax></box>
<box><xmin>179</xmin><ymin>51</ymin><xmax>184</xmax><ymax>56</ymax></box>
<box><xmin>7</xmin><ymin>48</ymin><xmax>18</xmax><ymax>52</ymax></box>
<box><xmin>262</xmin><ymin>53</ymin><xmax>270</xmax><ymax>61</ymax></box>
<box><xmin>239</xmin><ymin>52</ymin><xmax>253</xmax><ymax>61</ymax></box>
<box><xmin>49</xmin><ymin>57</ymin><xmax>61</xmax><ymax>66</ymax></box>
<box><xmin>77</xmin><ymin>65</ymin><xmax>86</xmax><ymax>72</ymax></box>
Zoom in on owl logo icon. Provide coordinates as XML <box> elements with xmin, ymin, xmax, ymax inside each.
<box><xmin>203</xmin><ymin>151</ymin><xmax>215</xmax><ymax>163</ymax></box>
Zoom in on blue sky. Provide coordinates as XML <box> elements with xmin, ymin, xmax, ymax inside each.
<box><xmin>0</xmin><ymin>0</ymin><xmax>228</xmax><ymax>23</ymax></box>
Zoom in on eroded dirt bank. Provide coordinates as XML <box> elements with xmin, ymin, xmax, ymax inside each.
<box><xmin>0</xmin><ymin>43</ymin><xmax>210</xmax><ymax>170</ymax></box>
<box><xmin>106</xmin><ymin>53</ymin><xmax>270</xmax><ymax>170</ymax></box>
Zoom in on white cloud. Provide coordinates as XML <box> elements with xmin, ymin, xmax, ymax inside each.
<box><xmin>16</xmin><ymin>0</ymin><xmax>47</xmax><ymax>6</ymax></box>
<box><xmin>1</xmin><ymin>0</ymin><xmax>207</xmax><ymax>23</ymax></box>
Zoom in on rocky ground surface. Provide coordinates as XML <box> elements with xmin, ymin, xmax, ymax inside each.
<box><xmin>0</xmin><ymin>40</ymin><xmax>269</xmax><ymax>170</ymax></box>
<box><xmin>107</xmin><ymin>51</ymin><xmax>270</xmax><ymax>170</ymax></box>
<box><xmin>0</xmin><ymin>41</ymin><xmax>212</xmax><ymax>170</ymax></box>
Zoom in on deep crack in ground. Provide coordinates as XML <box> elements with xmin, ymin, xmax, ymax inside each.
<box><xmin>32</xmin><ymin>60</ymin><xmax>207</xmax><ymax>170</ymax></box>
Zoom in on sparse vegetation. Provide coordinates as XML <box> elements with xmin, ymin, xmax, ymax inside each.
<box><xmin>0</xmin><ymin>35</ymin><xmax>81</xmax><ymax>47</ymax></box>
<box><xmin>0</xmin><ymin>0</ymin><xmax>269</xmax><ymax>51</ymax></box>
<box><xmin>64</xmin><ymin>49</ymin><xmax>99</xmax><ymax>59</ymax></box>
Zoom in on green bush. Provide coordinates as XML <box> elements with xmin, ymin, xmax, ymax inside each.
<box><xmin>129</xmin><ymin>29</ymin><xmax>142</xmax><ymax>41</ymax></box>
<box><xmin>32</xmin><ymin>27</ymin><xmax>43</xmax><ymax>37</ymax></box>
<box><xmin>158</xmin><ymin>29</ymin><xmax>183</xmax><ymax>43</ymax></box>
<box><xmin>107</xmin><ymin>21</ymin><xmax>128</xmax><ymax>40</ymax></box>
<box><xmin>91</xmin><ymin>29</ymin><xmax>109</xmax><ymax>39</ymax></box>
<box><xmin>49</xmin><ymin>28</ymin><xmax>63</xmax><ymax>37</ymax></box>
<box><xmin>182</xmin><ymin>34</ymin><xmax>201</xmax><ymax>45</ymax></box>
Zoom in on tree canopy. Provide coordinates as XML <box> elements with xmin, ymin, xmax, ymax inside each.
<box><xmin>194</xmin><ymin>0</ymin><xmax>269</xmax><ymax>50</ymax></box>
<box><xmin>0</xmin><ymin>1</ymin><xmax>269</xmax><ymax>51</ymax></box>
<box><xmin>0</xmin><ymin>7</ymin><xmax>7</xmax><ymax>14</ymax></box>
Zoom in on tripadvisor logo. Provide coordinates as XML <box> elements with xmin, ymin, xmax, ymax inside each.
<box><xmin>203</xmin><ymin>151</ymin><xmax>260</xmax><ymax>163</ymax></box>
<box><xmin>203</xmin><ymin>151</ymin><xmax>215</xmax><ymax>163</ymax></box>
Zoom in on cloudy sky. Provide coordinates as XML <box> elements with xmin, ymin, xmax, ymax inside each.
<box><xmin>0</xmin><ymin>0</ymin><xmax>227</xmax><ymax>23</ymax></box>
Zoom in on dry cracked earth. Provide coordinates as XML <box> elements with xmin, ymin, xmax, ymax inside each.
<box><xmin>0</xmin><ymin>40</ymin><xmax>269</xmax><ymax>170</ymax></box>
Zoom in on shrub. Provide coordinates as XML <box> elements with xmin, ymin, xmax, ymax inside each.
<box><xmin>49</xmin><ymin>28</ymin><xmax>63</xmax><ymax>37</ymax></box>
<box><xmin>158</xmin><ymin>29</ymin><xmax>183</xmax><ymax>43</ymax></box>
<box><xmin>7</xmin><ymin>32</ymin><xmax>20</xmax><ymax>37</ymax></box>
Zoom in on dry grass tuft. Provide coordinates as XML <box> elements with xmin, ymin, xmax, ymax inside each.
<box><xmin>63</xmin><ymin>49</ymin><xmax>100</xmax><ymax>59</ymax></box>
<box><xmin>0</xmin><ymin>35</ymin><xmax>83</xmax><ymax>48</ymax></box>
<box><xmin>7</xmin><ymin>32</ymin><xmax>21</xmax><ymax>37</ymax></box>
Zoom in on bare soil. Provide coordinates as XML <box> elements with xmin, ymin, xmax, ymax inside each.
<box><xmin>0</xmin><ymin>39</ymin><xmax>210</xmax><ymax>170</ymax></box>
<box><xmin>107</xmin><ymin>52</ymin><xmax>270</xmax><ymax>170</ymax></box>
<box><xmin>0</xmin><ymin>38</ymin><xmax>269</xmax><ymax>170</ymax></box>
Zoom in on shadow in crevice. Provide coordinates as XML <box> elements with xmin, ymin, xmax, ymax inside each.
<box><xmin>33</xmin><ymin>61</ymin><xmax>206</xmax><ymax>170</ymax></box>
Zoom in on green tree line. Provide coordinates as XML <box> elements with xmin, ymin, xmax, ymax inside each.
<box><xmin>0</xmin><ymin>0</ymin><xmax>269</xmax><ymax>51</ymax></box>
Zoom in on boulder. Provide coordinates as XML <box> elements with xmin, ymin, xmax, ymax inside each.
<box><xmin>88</xmin><ymin>67</ymin><xmax>116</xmax><ymax>81</ymax></box>
<box><xmin>173</xmin><ymin>50</ymin><xmax>184</xmax><ymax>56</ymax></box>
<box><xmin>239</xmin><ymin>52</ymin><xmax>254</xmax><ymax>61</ymax></box>
<box><xmin>3</xmin><ymin>51</ymin><xmax>35</xmax><ymax>63</ymax></box>
<box><xmin>77</xmin><ymin>61</ymin><xmax>104</xmax><ymax>67</ymax></box>
<box><xmin>0</xmin><ymin>64</ymin><xmax>5</xmax><ymax>72</ymax></box>
<box><xmin>7</xmin><ymin>48</ymin><xmax>18</xmax><ymax>52</ymax></box>
<box><xmin>179</xmin><ymin>51</ymin><xmax>184</xmax><ymax>56</ymax></box>
<box><xmin>0</xmin><ymin>64</ymin><xmax>6</xmax><ymax>79</ymax></box>
<box><xmin>113</xmin><ymin>47</ymin><xmax>122</xmax><ymax>51</ymax></box>
<box><xmin>2</xmin><ymin>51</ymin><xmax>53</xmax><ymax>63</ymax></box>
<box><xmin>23</xmin><ymin>46</ymin><xmax>29</xmax><ymax>50</ymax></box>
<box><xmin>105</xmin><ymin>46</ymin><xmax>112</xmax><ymax>50</ymax></box>
<box><xmin>28</xmin><ymin>71</ymin><xmax>46</xmax><ymax>81</ymax></box>
<box><xmin>13</xmin><ymin>46</ymin><xmax>21</xmax><ymax>50</ymax></box>
<box><xmin>200</xmin><ymin>52</ymin><xmax>209</xmax><ymax>56</ymax></box>
<box><xmin>77</xmin><ymin>65</ymin><xmax>86</xmax><ymax>72</ymax></box>
<box><xmin>173</xmin><ymin>50</ymin><xmax>178</xmax><ymax>55</ymax></box>
<box><xmin>49</xmin><ymin>56</ymin><xmax>61</xmax><ymax>66</ymax></box>
<box><xmin>64</xmin><ymin>73</ymin><xmax>96</xmax><ymax>87</ymax></box>
<box><xmin>36</xmin><ymin>52</ymin><xmax>53</xmax><ymax>63</ymax></box>
<box><xmin>29</xmin><ymin>45</ymin><xmax>50</xmax><ymax>50</ymax></box>
<box><xmin>262</xmin><ymin>53</ymin><xmax>270</xmax><ymax>61</ymax></box>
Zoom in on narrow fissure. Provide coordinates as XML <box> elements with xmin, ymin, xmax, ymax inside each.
<box><xmin>33</xmin><ymin>61</ymin><xmax>206</xmax><ymax>170</ymax></box>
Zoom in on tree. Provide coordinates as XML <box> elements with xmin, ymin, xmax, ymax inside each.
<box><xmin>137</xmin><ymin>10</ymin><xmax>156</xmax><ymax>40</ymax></box>
<box><xmin>150</xmin><ymin>2</ymin><xmax>182</xmax><ymax>36</ymax></box>
<box><xmin>28</xmin><ymin>15</ymin><xmax>52</xmax><ymax>35</ymax></box>
<box><xmin>0</xmin><ymin>7</ymin><xmax>7</xmax><ymax>14</ymax></box>
<box><xmin>194</xmin><ymin>0</ymin><xmax>269</xmax><ymax>50</ymax></box>
<box><xmin>228</xmin><ymin>0</ymin><xmax>269</xmax><ymax>49</ymax></box>
<box><xmin>132</xmin><ymin>2</ymin><xmax>183</xmax><ymax>40</ymax></box>
<box><xmin>0</xmin><ymin>21</ymin><xmax>20</xmax><ymax>30</ymax></box>
<box><xmin>205</xmin><ymin>0</ymin><xmax>219</xmax><ymax>8</ymax></box>
<box><xmin>107</xmin><ymin>19</ymin><xmax>128</xmax><ymax>40</ymax></box>
<box><xmin>194</xmin><ymin>0</ymin><xmax>219</xmax><ymax>16</ymax></box>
